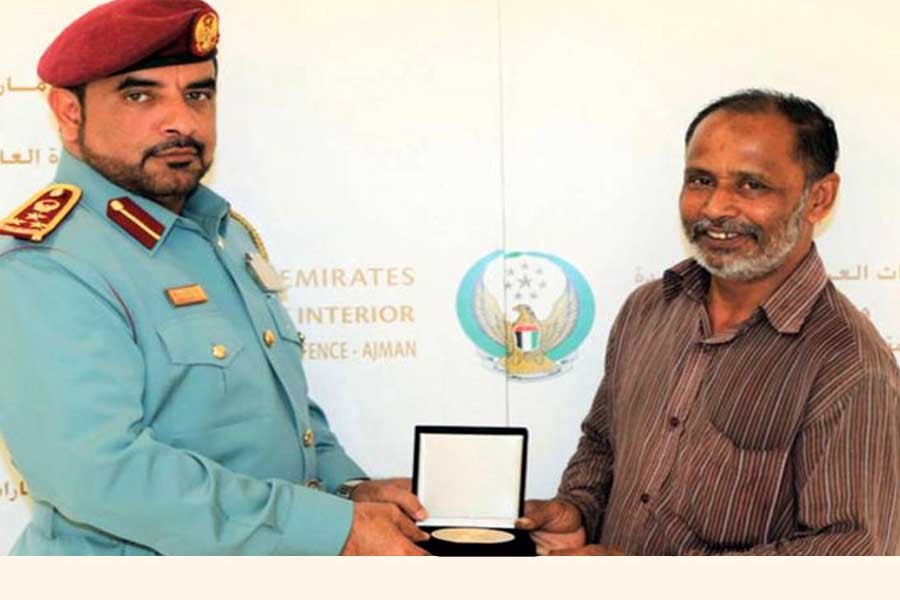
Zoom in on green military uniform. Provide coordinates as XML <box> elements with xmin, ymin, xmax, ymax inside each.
<box><xmin>0</xmin><ymin>151</ymin><xmax>365</xmax><ymax>554</ymax></box>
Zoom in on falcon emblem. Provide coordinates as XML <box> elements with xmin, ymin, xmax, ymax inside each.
<box><xmin>457</xmin><ymin>251</ymin><xmax>595</xmax><ymax>381</ymax></box>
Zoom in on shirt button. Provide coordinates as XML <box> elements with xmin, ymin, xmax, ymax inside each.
<box><xmin>640</xmin><ymin>493</ymin><xmax>650</xmax><ymax>504</ymax></box>
<box><xmin>303</xmin><ymin>428</ymin><xmax>314</xmax><ymax>447</ymax></box>
<box><xmin>305</xmin><ymin>479</ymin><xmax>322</xmax><ymax>490</ymax></box>
<box><xmin>212</xmin><ymin>344</ymin><xmax>228</xmax><ymax>360</ymax></box>
<box><xmin>669</xmin><ymin>416</ymin><xmax>681</xmax><ymax>428</ymax></box>
<box><xmin>216</xmin><ymin>237</ymin><xmax>225</xmax><ymax>249</ymax></box>
<box><xmin>263</xmin><ymin>329</ymin><xmax>277</xmax><ymax>347</ymax></box>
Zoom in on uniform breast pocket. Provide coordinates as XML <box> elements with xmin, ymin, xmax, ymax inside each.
<box><xmin>679</xmin><ymin>420</ymin><xmax>789</xmax><ymax>549</ymax></box>
<box><xmin>155</xmin><ymin>313</ymin><xmax>248</xmax><ymax>433</ymax></box>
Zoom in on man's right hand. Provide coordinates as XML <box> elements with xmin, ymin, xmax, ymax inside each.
<box><xmin>340</xmin><ymin>501</ymin><xmax>431</xmax><ymax>555</ymax></box>
<box><xmin>515</xmin><ymin>499</ymin><xmax>586</xmax><ymax>555</ymax></box>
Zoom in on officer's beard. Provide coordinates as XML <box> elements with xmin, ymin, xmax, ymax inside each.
<box><xmin>77</xmin><ymin>130</ymin><xmax>212</xmax><ymax>215</ymax></box>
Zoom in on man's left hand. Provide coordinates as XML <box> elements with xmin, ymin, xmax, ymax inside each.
<box><xmin>350</xmin><ymin>478</ymin><xmax>428</xmax><ymax>521</ymax></box>
<box><xmin>541</xmin><ymin>544</ymin><xmax>625</xmax><ymax>556</ymax></box>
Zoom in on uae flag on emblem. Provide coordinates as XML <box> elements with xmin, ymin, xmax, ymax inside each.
<box><xmin>514</xmin><ymin>323</ymin><xmax>540</xmax><ymax>352</ymax></box>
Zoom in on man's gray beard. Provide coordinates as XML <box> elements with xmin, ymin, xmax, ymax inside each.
<box><xmin>77</xmin><ymin>136</ymin><xmax>210</xmax><ymax>202</ymax></box>
<box><xmin>686</xmin><ymin>192</ymin><xmax>808</xmax><ymax>283</ymax></box>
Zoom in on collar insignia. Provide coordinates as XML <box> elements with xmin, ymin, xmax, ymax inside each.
<box><xmin>107</xmin><ymin>197</ymin><xmax>165</xmax><ymax>250</ymax></box>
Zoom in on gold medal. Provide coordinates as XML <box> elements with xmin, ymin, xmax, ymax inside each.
<box><xmin>431</xmin><ymin>528</ymin><xmax>514</xmax><ymax>544</ymax></box>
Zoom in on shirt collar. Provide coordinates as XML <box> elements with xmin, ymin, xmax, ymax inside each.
<box><xmin>758</xmin><ymin>245</ymin><xmax>829</xmax><ymax>334</ymax></box>
<box><xmin>54</xmin><ymin>150</ymin><xmax>229</xmax><ymax>253</ymax></box>
<box><xmin>663</xmin><ymin>258</ymin><xmax>708</xmax><ymax>303</ymax></box>
<box><xmin>662</xmin><ymin>245</ymin><xmax>829</xmax><ymax>335</ymax></box>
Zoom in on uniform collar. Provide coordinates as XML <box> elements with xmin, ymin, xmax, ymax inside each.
<box><xmin>54</xmin><ymin>150</ymin><xmax>229</xmax><ymax>253</ymax></box>
<box><xmin>662</xmin><ymin>245</ymin><xmax>829</xmax><ymax>335</ymax></box>
<box><xmin>182</xmin><ymin>183</ymin><xmax>230</xmax><ymax>241</ymax></box>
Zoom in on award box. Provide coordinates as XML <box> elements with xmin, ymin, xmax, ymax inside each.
<box><xmin>412</xmin><ymin>425</ymin><xmax>535</xmax><ymax>556</ymax></box>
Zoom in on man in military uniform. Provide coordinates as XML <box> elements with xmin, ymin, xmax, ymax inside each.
<box><xmin>0</xmin><ymin>0</ymin><xmax>429</xmax><ymax>555</ymax></box>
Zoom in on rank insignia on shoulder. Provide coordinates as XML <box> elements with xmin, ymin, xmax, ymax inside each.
<box><xmin>0</xmin><ymin>183</ymin><xmax>82</xmax><ymax>242</ymax></box>
<box><xmin>107</xmin><ymin>197</ymin><xmax>165</xmax><ymax>250</ymax></box>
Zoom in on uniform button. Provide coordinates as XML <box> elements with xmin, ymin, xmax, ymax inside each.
<box><xmin>303</xmin><ymin>428</ymin><xmax>314</xmax><ymax>447</ymax></box>
<box><xmin>216</xmin><ymin>237</ymin><xmax>225</xmax><ymax>249</ymax></box>
<box><xmin>640</xmin><ymin>493</ymin><xmax>650</xmax><ymax>504</ymax></box>
<box><xmin>297</xmin><ymin>332</ymin><xmax>306</xmax><ymax>347</ymax></box>
<box><xmin>305</xmin><ymin>479</ymin><xmax>322</xmax><ymax>490</ymax></box>
<box><xmin>669</xmin><ymin>416</ymin><xmax>681</xmax><ymax>428</ymax></box>
<box><xmin>212</xmin><ymin>344</ymin><xmax>228</xmax><ymax>360</ymax></box>
<box><xmin>263</xmin><ymin>329</ymin><xmax>277</xmax><ymax>347</ymax></box>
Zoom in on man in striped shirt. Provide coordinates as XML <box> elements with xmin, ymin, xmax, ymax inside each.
<box><xmin>517</xmin><ymin>90</ymin><xmax>900</xmax><ymax>555</ymax></box>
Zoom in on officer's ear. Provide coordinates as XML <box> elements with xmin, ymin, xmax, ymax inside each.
<box><xmin>48</xmin><ymin>86</ymin><xmax>84</xmax><ymax>147</ymax></box>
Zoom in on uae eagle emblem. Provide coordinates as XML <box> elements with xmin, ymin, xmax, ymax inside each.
<box><xmin>457</xmin><ymin>251</ymin><xmax>595</xmax><ymax>381</ymax></box>
<box><xmin>475</xmin><ymin>284</ymin><xmax>578</xmax><ymax>376</ymax></box>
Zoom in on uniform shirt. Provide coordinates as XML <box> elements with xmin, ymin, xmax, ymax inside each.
<box><xmin>0</xmin><ymin>151</ymin><xmax>366</xmax><ymax>555</ymax></box>
<box><xmin>557</xmin><ymin>247</ymin><xmax>900</xmax><ymax>555</ymax></box>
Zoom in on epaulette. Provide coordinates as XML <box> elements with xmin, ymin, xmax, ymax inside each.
<box><xmin>0</xmin><ymin>183</ymin><xmax>82</xmax><ymax>242</ymax></box>
<box><xmin>229</xmin><ymin>209</ymin><xmax>270</xmax><ymax>261</ymax></box>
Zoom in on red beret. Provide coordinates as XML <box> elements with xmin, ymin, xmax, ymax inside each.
<box><xmin>39</xmin><ymin>0</ymin><xmax>220</xmax><ymax>87</ymax></box>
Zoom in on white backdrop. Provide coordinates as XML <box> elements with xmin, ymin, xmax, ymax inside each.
<box><xmin>1</xmin><ymin>0</ymin><xmax>898</xmax><ymax>554</ymax></box>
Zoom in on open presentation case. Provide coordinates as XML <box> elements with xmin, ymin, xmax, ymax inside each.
<box><xmin>412</xmin><ymin>425</ymin><xmax>536</xmax><ymax>556</ymax></box>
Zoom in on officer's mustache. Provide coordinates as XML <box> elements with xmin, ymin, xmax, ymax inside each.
<box><xmin>688</xmin><ymin>218</ymin><xmax>761</xmax><ymax>241</ymax></box>
<box><xmin>142</xmin><ymin>137</ymin><xmax>205</xmax><ymax>164</ymax></box>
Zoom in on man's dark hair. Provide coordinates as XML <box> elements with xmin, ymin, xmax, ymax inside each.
<box><xmin>68</xmin><ymin>84</ymin><xmax>86</xmax><ymax>105</ymax></box>
<box><xmin>684</xmin><ymin>89</ymin><xmax>839</xmax><ymax>184</ymax></box>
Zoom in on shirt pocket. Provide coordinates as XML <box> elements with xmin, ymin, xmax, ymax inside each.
<box><xmin>155</xmin><ymin>313</ymin><xmax>248</xmax><ymax>434</ymax></box>
<box><xmin>157</xmin><ymin>313</ymin><xmax>244</xmax><ymax>367</ymax></box>
<box><xmin>679</xmin><ymin>420</ymin><xmax>789</xmax><ymax>549</ymax></box>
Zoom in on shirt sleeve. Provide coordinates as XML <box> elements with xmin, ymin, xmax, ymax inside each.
<box><xmin>697</xmin><ymin>373</ymin><xmax>900</xmax><ymax>555</ymax></box>
<box><xmin>556</xmin><ymin>289</ymin><xmax>639</xmax><ymax>541</ymax></box>
<box><xmin>0</xmin><ymin>249</ymin><xmax>354</xmax><ymax>555</ymax></box>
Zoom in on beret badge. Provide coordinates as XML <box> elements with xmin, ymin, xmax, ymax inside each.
<box><xmin>190</xmin><ymin>11</ymin><xmax>219</xmax><ymax>57</ymax></box>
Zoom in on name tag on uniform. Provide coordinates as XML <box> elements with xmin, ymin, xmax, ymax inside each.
<box><xmin>246</xmin><ymin>252</ymin><xmax>287</xmax><ymax>293</ymax></box>
<box><xmin>166</xmin><ymin>284</ymin><xmax>208</xmax><ymax>307</ymax></box>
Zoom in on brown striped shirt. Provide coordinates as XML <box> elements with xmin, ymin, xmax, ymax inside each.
<box><xmin>557</xmin><ymin>247</ymin><xmax>900</xmax><ymax>555</ymax></box>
